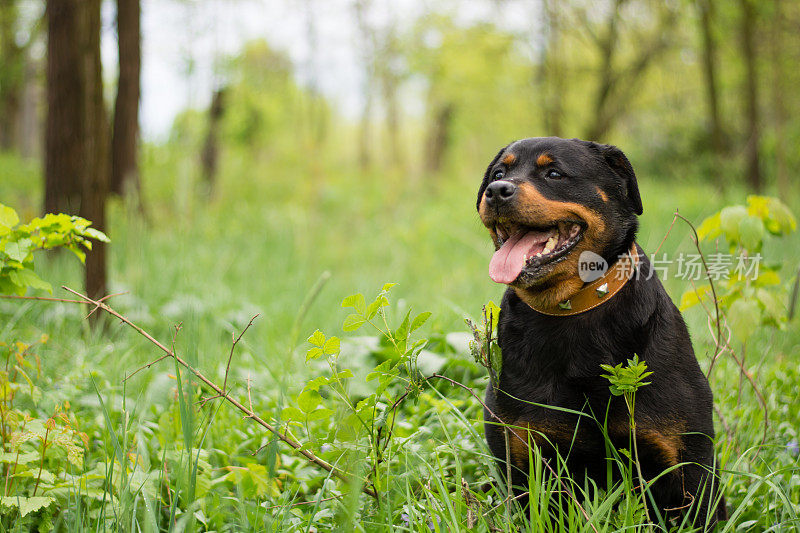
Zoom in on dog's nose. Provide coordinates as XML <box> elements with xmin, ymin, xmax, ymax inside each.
<box><xmin>484</xmin><ymin>180</ymin><xmax>517</xmax><ymax>207</ymax></box>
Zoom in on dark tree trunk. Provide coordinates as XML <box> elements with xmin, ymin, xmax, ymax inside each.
<box><xmin>539</xmin><ymin>0</ymin><xmax>564</xmax><ymax>137</ymax></box>
<box><xmin>696</xmin><ymin>0</ymin><xmax>726</xmax><ymax>186</ymax></box>
<box><xmin>201</xmin><ymin>87</ymin><xmax>226</xmax><ymax>191</ymax></box>
<box><xmin>0</xmin><ymin>0</ymin><xmax>23</xmax><ymax>151</ymax></box>
<box><xmin>770</xmin><ymin>0</ymin><xmax>788</xmax><ymax>197</ymax></box>
<box><xmin>424</xmin><ymin>101</ymin><xmax>453</xmax><ymax>174</ymax></box>
<box><xmin>111</xmin><ymin>0</ymin><xmax>141</xmax><ymax>199</ymax></box>
<box><xmin>79</xmin><ymin>0</ymin><xmax>109</xmax><ymax>302</ymax></box>
<box><xmin>45</xmin><ymin>0</ymin><xmax>84</xmax><ymax>214</ymax></box>
<box><xmin>739</xmin><ymin>0</ymin><xmax>762</xmax><ymax>191</ymax></box>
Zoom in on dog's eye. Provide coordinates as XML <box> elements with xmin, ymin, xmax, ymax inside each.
<box><xmin>546</xmin><ymin>170</ymin><xmax>563</xmax><ymax>180</ymax></box>
<box><xmin>493</xmin><ymin>169</ymin><xmax>505</xmax><ymax>180</ymax></box>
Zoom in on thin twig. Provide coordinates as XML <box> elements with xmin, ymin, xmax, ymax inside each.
<box><xmin>60</xmin><ymin>286</ymin><xmax>377</xmax><ymax>499</ymax></box>
<box><xmin>224</xmin><ymin>314</ymin><xmax>259</xmax><ymax>394</ymax></box>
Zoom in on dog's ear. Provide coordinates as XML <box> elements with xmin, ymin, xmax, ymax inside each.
<box><xmin>578</xmin><ymin>140</ymin><xmax>643</xmax><ymax>216</ymax></box>
<box><xmin>477</xmin><ymin>144</ymin><xmax>510</xmax><ymax>211</ymax></box>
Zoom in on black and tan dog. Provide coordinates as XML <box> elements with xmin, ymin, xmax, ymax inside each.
<box><xmin>476</xmin><ymin>137</ymin><xmax>726</xmax><ymax>528</ymax></box>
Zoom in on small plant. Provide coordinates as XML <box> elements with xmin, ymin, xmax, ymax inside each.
<box><xmin>466</xmin><ymin>300</ymin><xmax>502</xmax><ymax>391</ymax></box>
<box><xmin>681</xmin><ymin>195</ymin><xmax>797</xmax><ymax>342</ymax></box>
<box><xmin>0</xmin><ymin>202</ymin><xmax>109</xmax><ymax>295</ymax></box>
<box><xmin>601</xmin><ymin>354</ymin><xmax>653</xmax><ymax>524</ymax></box>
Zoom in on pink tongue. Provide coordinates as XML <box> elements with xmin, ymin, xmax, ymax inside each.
<box><xmin>489</xmin><ymin>230</ymin><xmax>549</xmax><ymax>284</ymax></box>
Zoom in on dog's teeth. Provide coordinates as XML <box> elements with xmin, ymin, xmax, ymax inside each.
<box><xmin>542</xmin><ymin>235</ymin><xmax>558</xmax><ymax>254</ymax></box>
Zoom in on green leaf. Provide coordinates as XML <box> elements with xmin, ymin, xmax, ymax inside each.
<box><xmin>305</xmin><ymin>347</ymin><xmax>323</xmax><ymax>362</ymax></box>
<box><xmin>323</xmin><ymin>336</ymin><xmax>340</xmax><ymax>356</ymax></box>
<box><xmin>307</xmin><ymin>330</ymin><xmax>326</xmax><ymax>347</ymax></box>
<box><xmin>679</xmin><ymin>285</ymin><xmax>711</xmax><ymax>311</ymax></box>
<box><xmin>341</xmin><ymin>293</ymin><xmax>366</xmax><ymax>315</ymax></box>
<box><xmin>332</xmin><ymin>369</ymin><xmax>354</xmax><ymax>380</ymax></box>
<box><xmin>297</xmin><ymin>390</ymin><xmax>321</xmax><ymax>413</ymax></box>
<box><xmin>410</xmin><ymin>311</ymin><xmax>431</xmax><ymax>332</ymax></box>
<box><xmin>381</xmin><ymin>282</ymin><xmax>397</xmax><ymax>292</ymax></box>
<box><xmin>9</xmin><ymin>268</ymin><xmax>52</xmax><ymax>293</ymax></box>
<box><xmin>4</xmin><ymin>238</ymin><xmax>33</xmax><ymax>262</ymax></box>
<box><xmin>303</xmin><ymin>376</ymin><xmax>330</xmax><ymax>392</ymax></box>
<box><xmin>0</xmin><ymin>204</ymin><xmax>19</xmax><ymax>236</ymax></box>
<box><xmin>342</xmin><ymin>313</ymin><xmax>366</xmax><ymax>332</ymax></box>
<box><xmin>0</xmin><ymin>496</ymin><xmax>55</xmax><ymax>517</ymax></box>
<box><xmin>696</xmin><ymin>212</ymin><xmax>721</xmax><ymax>241</ymax></box>
<box><xmin>83</xmin><ymin>227</ymin><xmax>110</xmax><ymax>242</ymax></box>
<box><xmin>719</xmin><ymin>205</ymin><xmax>748</xmax><ymax>243</ymax></box>
<box><xmin>727</xmin><ymin>298</ymin><xmax>761</xmax><ymax>343</ymax></box>
<box><xmin>394</xmin><ymin>310</ymin><xmax>412</xmax><ymax>343</ymax></box>
<box><xmin>306</xmin><ymin>408</ymin><xmax>335</xmax><ymax>421</ymax></box>
<box><xmin>281</xmin><ymin>406</ymin><xmax>305</xmax><ymax>421</ymax></box>
<box><xmin>737</xmin><ymin>215</ymin><xmax>764</xmax><ymax>251</ymax></box>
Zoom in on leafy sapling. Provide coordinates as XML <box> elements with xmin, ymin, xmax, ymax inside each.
<box><xmin>466</xmin><ymin>301</ymin><xmax>502</xmax><ymax>394</ymax></box>
<box><xmin>600</xmin><ymin>354</ymin><xmax>653</xmax><ymax>521</ymax></box>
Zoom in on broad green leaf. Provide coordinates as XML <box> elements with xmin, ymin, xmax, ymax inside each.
<box><xmin>342</xmin><ymin>313</ymin><xmax>366</xmax><ymax>332</ymax></box>
<box><xmin>381</xmin><ymin>282</ymin><xmax>397</xmax><ymax>292</ymax></box>
<box><xmin>727</xmin><ymin>298</ymin><xmax>761</xmax><ymax>343</ymax></box>
<box><xmin>737</xmin><ymin>216</ymin><xmax>764</xmax><ymax>251</ymax></box>
<box><xmin>297</xmin><ymin>389</ymin><xmax>321</xmax><ymax>413</ymax></box>
<box><xmin>84</xmin><ymin>227</ymin><xmax>110</xmax><ymax>242</ymax></box>
<box><xmin>394</xmin><ymin>310</ymin><xmax>412</xmax><ymax>343</ymax></box>
<box><xmin>483</xmin><ymin>300</ymin><xmax>501</xmax><ymax>331</ymax></box>
<box><xmin>323</xmin><ymin>336</ymin><xmax>340</xmax><ymax>355</ymax></box>
<box><xmin>0</xmin><ymin>204</ymin><xmax>19</xmax><ymax>236</ymax></box>
<box><xmin>332</xmin><ymin>369</ymin><xmax>354</xmax><ymax>380</ymax></box>
<box><xmin>679</xmin><ymin>285</ymin><xmax>711</xmax><ymax>311</ymax></box>
<box><xmin>303</xmin><ymin>376</ymin><xmax>329</xmax><ymax>392</ymax></box>
<box><xmin>0</xmin><ymin>496</ymin><xmax>55</xmax><ymax>517</ymax></box>
<box><xmin>341</xmin><ymin>293</ymin><xmax>366</xmax><ymax>315</ymax></box>
<box><xmin>410</xmin><ymin>311</ymin><xmax>432</xmax><ymax>332</ymax></box>
<box><xmin>281</xmin><ymin>406</ymin><xmax>305</xmax><ymax>421</ymax></box>
<box><xmin>306</xmin><ymin>408</ymin><xmax>335</xmax><ymax>421</ymax></box>
<box><xmin>719</xmin><ymin>205</ymin><xmax>748</xmax><ymax>242</ymax></box>
<box><xmin>697</xmin><ymin>212</ymin><xmax>722</xmax><ymax>241</ymax></box>
<box><xmin>4</xmin><ymin>238</ymin><xmax>33</xmax><ymax>263</ymax></box>
<box><xmin>9</xmin><ymin>268</ymin><xmax>52</xmax><ymax>293</ymax></box>
<box><xmin>307</xmin><ymin>330</ymin><xmax>326</xmax><ymax>347</ymax></box>
<box><xmin>305</xmin><ymin>347</ymin><xmax>323</xmax><ymax>362</ymax></box>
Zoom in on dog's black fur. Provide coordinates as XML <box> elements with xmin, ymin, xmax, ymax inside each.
<box><xmin>476</xmin><ymin>137</ymin><xmax>726</xmax><ymax>529</ymax></box>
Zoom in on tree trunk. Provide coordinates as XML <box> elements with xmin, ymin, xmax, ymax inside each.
<box><xmin>696</xmin><ymin>0</ymin><xmax>726</xmax><ymax>186</ymax></box>
<box><xmin>45</xmin><ymin>0</ymin><xmax>84</xmax><ymax>214</ymax></box>
<box><xmin>201</xmin><ymin>87</ymin><xmax>225</xmax><ymax>192</ymax></box>
<box><xmin>739</xmin><ymin>0</ymin><xmax>762</xmax><ymax>191</ymax></box>
<box><xmin>424</xmin><ymin>100</ymin><xmax>453</xmax><ymax>174</ymax></box>
<box><xmin>111</xmin><ymin>0</ymin><xmax>141</xmax><ymax>199</ymax></box>
<box><xmin>540</xmin><ymin>0</ymin><xmax>563</xmax><ymax>137</ymax></box>
<box><xmin>79</xmin><ymin>0</ymin><xmax>109</xmax><ymax>302</ymax></box>
<box><xmin>770</xmin><ymin>0</ymin><xmax>788</xmax><ymax>197</ymax></box>
<box><xmin>0</xmin><ymin>0</ymin><xmax>23</xmax><ymax>151</ymax></box>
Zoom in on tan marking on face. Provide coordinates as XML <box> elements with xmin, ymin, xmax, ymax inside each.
<box><xmin>509</xmin><ymin>183</ymin><xmax>609</xmax><ymax>309</ymax></box>
<box><xmin>596</xmin><ymin>187</ymin><xmax>609</xmax><ymax>202</ymax></box>
<box><xmin>536</xmin><ymin>153</ymin><xmax>554</xmax><ymax>166</ymax></box>
<box><xmin>502</xmin><ymin>153</ymin><xmax>516</xmax><ymax>165</ymax></box>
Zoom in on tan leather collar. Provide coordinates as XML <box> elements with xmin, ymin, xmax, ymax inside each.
<box><xmin>524</xmin><ymin>242</ymin><xmax>640</xmax><ymax>317</ymax></box>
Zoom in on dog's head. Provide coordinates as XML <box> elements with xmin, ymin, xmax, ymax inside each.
<box><xmin>477</xmin><ymin>137</ymin><xmax>642</xmax><ymax>308</ymax></box>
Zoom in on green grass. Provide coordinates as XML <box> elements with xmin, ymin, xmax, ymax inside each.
<box><xmin>1</xmin><ymin>145</ymin><xmax>799</xmax><ymax>531</ymax></box>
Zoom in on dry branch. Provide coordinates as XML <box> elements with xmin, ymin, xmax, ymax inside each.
<box><xmin>60</xmin><ymin>286</ymin><xmax>378</xmax><ymax>499</ymax></box>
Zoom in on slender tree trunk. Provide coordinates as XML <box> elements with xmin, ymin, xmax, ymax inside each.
<box><xmin>739</xmin><ymin>0</ymin><xmax>762</xmax><ymax>191</ymax></box>
<box><xmin>540</xmin><ymin>0</ymin><xmax>563</xmax><ymax>137</ymax></box>
<box><xmin>424</xmin><ymin>100</ymin><xmax>453</xmax><ymax>174</ymax></box>
<box><xmin>45</xmin><ymin>0</ymin><xmax>84</xmax><ymax>214</ymax></box>
<box><xmin>111</xmin><ymin>0</ymin><xmax>141</xmax><ymax>200</ymax></box>
<box><xmin>354</xmin><ymin>0</ymin><xmax>373</xmax><ymax>170</ymax></box>
<box><xmin>79</xmin><ymin>0</ymin><xmax>109</xmax><ymax>302</ymax></box>
<box><xmin>770</xmin><ymin>0</ymin><xmax>788</xmax><ymax>197</ymax></box>
<box><xmin>0</xmin><ymin>0</ymin><xmax>23</xmax><ymax>150</ymax></box>
<box><xmin>696</xmin><ymin>0</ymin><xmax>726</xmax><ymax>186</ymax></box>
<box><xmin>201</xmin><ymin>87</ymin><xmax>225</xmax><ymax>192</ymax></box>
